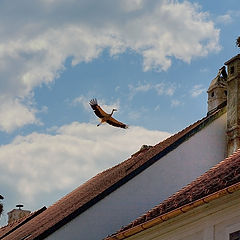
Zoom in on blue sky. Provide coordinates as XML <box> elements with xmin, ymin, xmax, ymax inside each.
<box><xmin>0</xmin><ymin>0</ymin><xmax>239</xmax><ymax>225</ymax></box>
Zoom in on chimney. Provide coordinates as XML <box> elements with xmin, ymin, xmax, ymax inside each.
<box><xmin>7</xmin><ymin>205</ymin><xmax>31</xmax><ymax>224</ymax></box>
<box><xmin>207</xmin><ymin>66</ymin><xmax>227</xmax><ymax>115</ymax></box>
<box><xmin>225</xmin><ymin>54</ymin><xmax>240</xmax><ymax>156</ymax></box>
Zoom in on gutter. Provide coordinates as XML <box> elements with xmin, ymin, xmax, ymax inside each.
<box><xmin>105</xmin><ymin>181</ymin><xmax>240</xmax><ymax>240</ymax></box>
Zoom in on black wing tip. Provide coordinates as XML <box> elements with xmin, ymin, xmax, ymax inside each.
<box><xmin>89</xmin><ymin>98</ymin><xmax>98</xmax><ymax>106</ymax></box>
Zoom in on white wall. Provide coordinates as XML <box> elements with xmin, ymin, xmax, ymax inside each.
<box><xmin>128</xmin><ymin>188</ymin><xmax>240</xmax><ymax>240</ymax></box>
<box><xmin>46</xmin><ymin>113</ymin><xmax>227</xmax><ymax>240</ymax></box>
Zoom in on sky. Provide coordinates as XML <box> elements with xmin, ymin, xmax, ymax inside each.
<box><xmin>0</xmin><ymin>0</ymin><xmax>239</xmax><ymax>225</ymax></box>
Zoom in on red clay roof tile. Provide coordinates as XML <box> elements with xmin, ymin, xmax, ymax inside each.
<box><xmin>0</xmin><ymin>207</ymin><xmax>46</xmax><ymax>240</ymax></box>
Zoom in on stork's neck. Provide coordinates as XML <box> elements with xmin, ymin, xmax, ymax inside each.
<box><xmin>110</xmin><ymin>108</ymin><xmax>117</xmax><ymax>116</ymax></box>
<box><xmin>110</xmin><ymin>109</ymin><xmax>115</xmax><ymax>116</ymax></box>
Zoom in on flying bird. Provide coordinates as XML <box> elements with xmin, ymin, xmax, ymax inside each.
<box><xmin>89</xmin><ymin>98</ymin><xmax>128</xmax><ymax>129</ymax></box>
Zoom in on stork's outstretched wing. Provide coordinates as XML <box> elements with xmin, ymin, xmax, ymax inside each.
<box><xmin>106</xmin><ymin>117</ymin><xmax>128</xmax><ymax>129</ymax></box>
<box><xmin>89</xmin><ymin>98</ymin><xmax>108</xmax><ymax>118</ymax></box>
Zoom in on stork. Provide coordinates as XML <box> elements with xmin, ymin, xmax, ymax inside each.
<box><xmin>219</xmin><ymin>66</ymin><xmax>227</xmax><ymax>80</ymax></box>
<box><xmin>236</xmin><ymin>36</ymin><xmax>240</xmax><ymax>48</ymax></box>
<box><xmin>89</xmin><ymin>98</ymin><xmax>128</xmax><ymax>129</ymax></box>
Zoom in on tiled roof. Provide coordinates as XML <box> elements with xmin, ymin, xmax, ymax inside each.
<box><xmin>0</xmin><ymin>105</ymin><xmax>226</xmax><ymax>240</ymax></box>
<box><xmin>108</xmin><ymin>146</ymin><xmax>240</xmax><ymax>239</ymax></box>
<box><xmin>0</xmin><ymin>207</ymin><xmax>46</xmax><ymax>240</ymax></box>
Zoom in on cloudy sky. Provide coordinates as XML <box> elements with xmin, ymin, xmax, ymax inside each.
<box><xmin>0</xmin><ymin>0</ymin><xmax>239</xmax><ymax>224</ymax></box>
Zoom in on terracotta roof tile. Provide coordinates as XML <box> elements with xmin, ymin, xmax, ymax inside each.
<box><xmin>1</xmin><ymin>106</ymin><xmax>226</xmax><ymax>240</ymax></box>
<box><xmin>111</xmin><ymin>148</ymin><xmax>240</xmax><ymax>237</ymax></box>
<box><xmin>0</xmin><ymin>207</ymin><xmax>46</xmax><ymax>240</ymax></box>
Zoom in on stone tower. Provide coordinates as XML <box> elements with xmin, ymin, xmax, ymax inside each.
<box><xmin>225</xmin><ymin>54</ymin><xmax>240</xmax><ymax>156</ymax></box>
<box><xmin>207</xmin><ymin>66</ymin><xmax>227</xmax><ymax>114</ymax></box>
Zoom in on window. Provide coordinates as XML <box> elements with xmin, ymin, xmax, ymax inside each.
<box><xmin>230</xmin><ymin>230</ymin><xmax>240</xmax><ymax>240</ymax></box>
<box><xmin>230</xmin><ymin>66</ymin><xmax>235</xmax><ymax>75</ymax></box>
<box><xmin>226</xmin><ymin>223</ymin><xmax>240</xmax><ymax>240</ymax></box>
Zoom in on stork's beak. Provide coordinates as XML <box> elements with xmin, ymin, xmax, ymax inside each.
<box><xmin>113</xmin><ymin>109</ymin><xmax>117</xmax><ymax>111</ymax></box>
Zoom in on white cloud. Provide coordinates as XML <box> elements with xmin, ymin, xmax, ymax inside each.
<box><xmin>216</xmin><ymin>14</ymin><xmax>233</xmax><ymax>25</ymax></box>
<box><xmin>155</xmin><ymin>83</ymin><xmax>176</xmax><ymax>96</ymax></box>
<box><xmin>115</xmin><ymin>86</ymin><xmax>120</xmax><ymax>92</ymax></box>
<box><xmin>200</xmin><ymin>68</ymin><xmax>209</xmax><ymax>73</ymax></box>
<box><xmin>121</xmin><ymin>0</ymin><xmax>144</xmax><ymax>12</ymax></box>
<box><xmin>135</xmin><ymin>84</ymin><xmax>152</xmax><ymax>92</ymax></box>
<box><xmin>129</xmin><ymin>81</ymin><xmax>176</xmax><ymax>99</ymax></box>
<box><xmin>128</xmin><ymin>83</ymin><xmax>152</xmax><ymax>99</ymax></box>
<box><xmin>0</xmin><ymin>122</ymin><xmax>171</xmax><ymax>210</ymax></box>
<box><xmin>0</xmin><ymin>0</ymin><xmax>220</xmax><ymax>132</ymax></box>
<box><xmin>216</xmin><ymin>10</ymin><xmax>240</xmax><ymax>25</ymax></box>
<box><xmin>191</xmin><ymin>84</ymin><xmax>206</xmax><ymax>97</ymax></box>
<box><xmin>128</xmin><ymin>111</ymin><xmax>141</xmax><ymax>120</ymax></box>
<box><xmin>0</xmin><ymin>97</ymin><xmax>40</xmax><ymax>132</ymax></box>
<box><xmin>72</xmin><ymin>95</ymin><xmax>90</xmax><ymax>111</ymax></box>
<box><xmin>171</xmin><ymin>99</ymin><xmax>181</xmax><ymax>107</ymax></box>
<box><xmin>154</xmin><ymin>105</ymin><xmax>161</xmax><ymax>111</ymax></box>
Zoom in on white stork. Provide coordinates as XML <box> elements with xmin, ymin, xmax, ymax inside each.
<box><xmin>89</xmin><ymin>98</ymin><xmax>128</xmax><ymax>129</ymax></box>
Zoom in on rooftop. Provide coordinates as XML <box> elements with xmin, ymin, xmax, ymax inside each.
<box><xmin>0</xmin><ymin>207</ymin><xmax>46</xmax><ymax>240</ymax></box>
<box><xmin>0</xmin><ymin>103</ymin><xmax>226</xmax><ymax>240</ymax></box>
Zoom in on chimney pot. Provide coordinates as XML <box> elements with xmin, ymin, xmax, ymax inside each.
<box><xmin>7</xmin><ymin>205</ymin><xmax>31</xmax><ymax>224</ymax></box>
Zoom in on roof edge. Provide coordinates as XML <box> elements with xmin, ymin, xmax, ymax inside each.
<box><xmin>207</xmin><ymin>100</ymin><xmax>227</xmax><ymax>116</ymax></box>
<box><xmin>36</xmin><ymin>104</ymin><xmax>226</xmax><ymax>240</ymax></box>
<box><xmin>224</xmin><ymin>54</ymin><xmax>240</xmax><ymax>65</ymax></box>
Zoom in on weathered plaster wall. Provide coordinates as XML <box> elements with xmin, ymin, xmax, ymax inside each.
<box><xmin>46</xmin><ymin>113</ymin><xmax>227</xmax><ymax>240</ymax></box>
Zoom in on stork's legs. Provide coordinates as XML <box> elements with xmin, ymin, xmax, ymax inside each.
<box><xmin>97</xmin><ymin>121</ymin><xmax>103</xmax><ymax>127</ymax></box>
<box><xmin>97</xmin><ymin>118</ymin><xmax>106</xmax><ymax>127</ymax></box>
